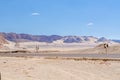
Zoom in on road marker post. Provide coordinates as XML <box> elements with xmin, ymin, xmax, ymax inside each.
<box><xmin>0</xmin><ymin>72</ymin><xmax>1</xmax><ymax>80</ymax></box>
<box><xmin>104</xmin><ymin>43</ymin><xmax>109</xmax><ymax>54</ymax></box>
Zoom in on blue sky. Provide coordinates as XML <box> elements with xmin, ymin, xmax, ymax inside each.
<box><xmin>0</xmin><ymin>0</ymin><xmax>120</xmax><ymax>39</ymax></box>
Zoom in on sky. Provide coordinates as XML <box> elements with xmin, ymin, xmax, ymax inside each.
<box><xmin>0</xmin><ymin>0</ymin><xmax>120</xmax><ymax>39</ymax></box>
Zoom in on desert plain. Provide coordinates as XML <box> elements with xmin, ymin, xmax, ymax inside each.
<box><xmin>0</xmin><ymin>57</ymin><xmax>120</xmax><ymax>80</ymax></box>
<box><xmin>0</xmin><ymin>41</ymin><xmax>120</xmax><ymax>80</ymax></box>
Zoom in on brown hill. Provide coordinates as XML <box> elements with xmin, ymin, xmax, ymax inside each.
<box><xmin>0</xmin><ymin>34</ymin><xmax>8</xmax><ymax>48</ymax></box>
<box><xmin>0</xmin><ymin>35</ymin><xmax>8</xmax><ymax>44</ymax></box>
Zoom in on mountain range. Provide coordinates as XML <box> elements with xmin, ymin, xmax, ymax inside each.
<box><xmin>0</xmin><ymin>32</ymin><xmax>117</xmax><ymax>43</ymax></box>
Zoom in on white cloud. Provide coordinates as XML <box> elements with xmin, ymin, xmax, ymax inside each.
<box><xmin>87</xmin><ymin>22</ymin><xmax>94</xmax><ymax>26</ymax></box>
<box><xmin>31</xmin><ymin>12</ymin><xmax>40</xmax><ymax>16</ymax></box>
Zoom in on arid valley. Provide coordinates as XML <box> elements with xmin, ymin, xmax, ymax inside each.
<box><xmin>0</xmin><ymin>33</ymin><xmax>120</xmax><ymax>80</ymax></box>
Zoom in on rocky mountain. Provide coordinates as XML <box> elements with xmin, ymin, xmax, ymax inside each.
<box><xmin>0</xmin><ymin>32</ymin><xmax>113</xmax><ymax>43</ymax></box>
<box><xmin>0</xmin><ymin>34</ymin><xmax>8</xmax><ymax>48</ymax></box>
<box><xmin>97</xmin><ymin>37</ymin><xmax>108</xmax><ymax>42</ymax></box>
<box><xmin>0</xmin><ymin>32</ymin><xmax>62</xmax><ymax>43</ymax></box>
<box><xmin>0</xmin><ymin>34</ymin><xmax>8</xmax><ymax>44</ymax></box>
<box><xmin>63</xmin><ymin>36</ymin><xmax>98</xmax><ymax>43</ymax></box>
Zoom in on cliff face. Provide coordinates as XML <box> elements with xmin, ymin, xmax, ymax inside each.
<box><xmin>0</xmin><ymin>32</ymin><xmax>111</xmax><ymax>43</ymax></box>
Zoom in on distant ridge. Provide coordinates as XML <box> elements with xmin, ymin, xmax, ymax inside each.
<box><xmin>0</xmin><ymin>32</ymin><xmax>115</xmax><ymax>43</ymax></box>
<box><xmin>112</xmin><ymin>40</ymin><xmax>120</xmax><ymax>43</ymax></box>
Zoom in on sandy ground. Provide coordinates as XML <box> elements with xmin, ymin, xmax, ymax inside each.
<box><xmin>0</xmin><ymin>57</ymin><xmax>120</xmax><ymax>80</ymax></box>
<box><xmin>19</xmin><ymin>42</ymin><xmax>97</xmax><ymax>51</ymax></box>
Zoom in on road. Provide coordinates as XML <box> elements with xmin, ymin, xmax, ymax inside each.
<box><xmin>0</xmin><ymin>53</ymin><xmax>120</xmax><ymax>59</ymax></box>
